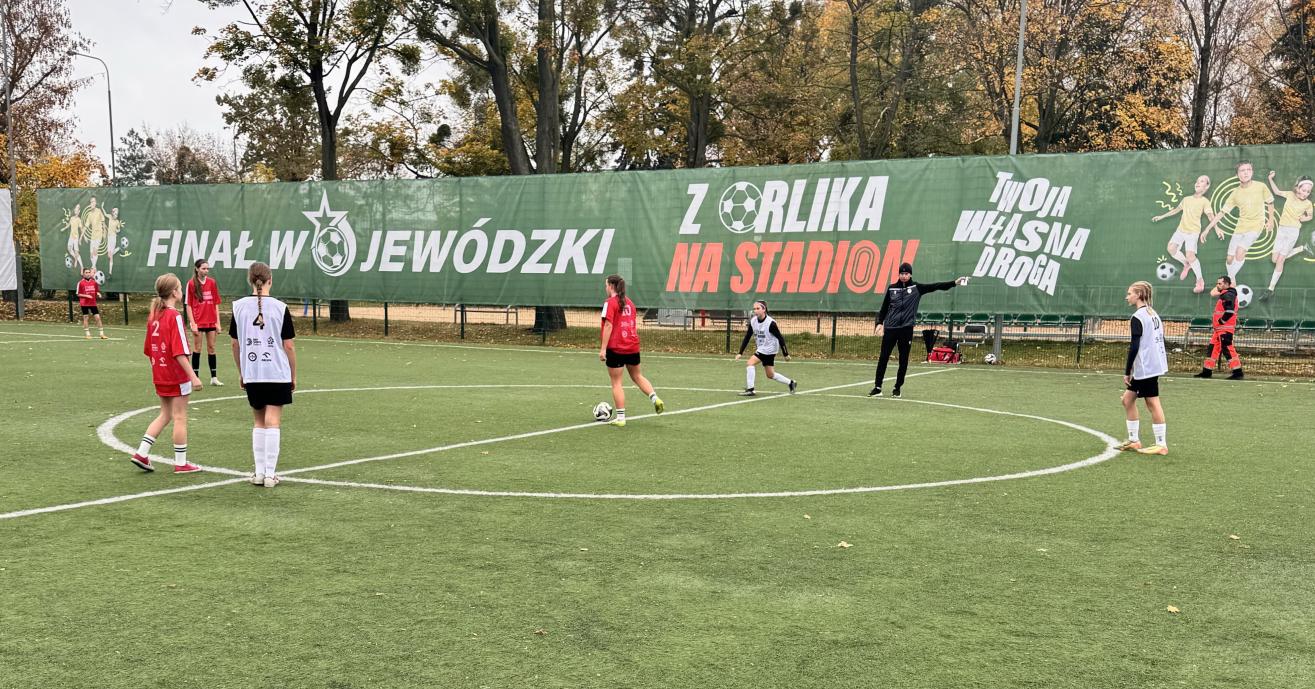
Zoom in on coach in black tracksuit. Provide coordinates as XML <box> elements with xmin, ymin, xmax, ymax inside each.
<box><xmin>870</xmin><ymin>262</ymin><xmax>970</xmax><ymax>398</ymax></box>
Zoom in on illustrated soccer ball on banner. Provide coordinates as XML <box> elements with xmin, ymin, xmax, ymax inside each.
<box><xmin>315</xmin><ymin>226</ymin><xmax>352</xmax><ymax>274</ymax></box>
<box><xmin>1236</xmin><ymin>284</ymin><xmax>1253</xmax><ymax>308</ymax></box>
<box><xmin>592</xmin><ymin>402</ymin><xmax>613</xmax><ymax>422</ymax></box>
<box><xmin>718</xmin><ymin>181</ymin><xmax>762</xmax><ymax>233</ymax></box>
<box><xmin>1155</xmin><ymin>262</ymin><xmax>1177</xmax><ymax>282</ymax></box>
<box><xmin>94</xmin><ymin>270</ymin><xmax>106</xmax><ymax>285</ymax></box>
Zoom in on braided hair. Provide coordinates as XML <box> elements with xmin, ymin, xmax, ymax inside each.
<box><xmin>248</xmin><ymin>262</ymin><xmax>272</xmax><ymax>329</ymax></box>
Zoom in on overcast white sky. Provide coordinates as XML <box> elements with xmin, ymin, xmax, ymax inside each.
<box><xmin>63</xmin><ymin>0</ymin><xmax>251</xmax><ymax>172</ymax></box>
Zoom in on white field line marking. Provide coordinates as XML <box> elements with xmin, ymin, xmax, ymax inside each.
<box><xmin>93</xmin><ymin>383</ymin><xmax>762</xmax><ymax>473</ymax></box>
<box><xmin>278</xmin><ymin>375</ymin><xmax>1123</xmax><ymax>499</ymax></box>
<box><xmin>0</xmin><ymin>339</ymin><xmax>121</xmax><ymax>345</ymax></box>
<box><xmin>296</xmin><ymin>334</ymin><xmax>893</xmax><ymax>368</ymax></box>
<box><xmin>0</xmin><ymin>478</ymin><xmax>251</xmax><ymax>521</ymax></box>
<box><xmin>0</xmin><ymin>330</ymin><xmax>102</xmax><ymax>339</ymax></box>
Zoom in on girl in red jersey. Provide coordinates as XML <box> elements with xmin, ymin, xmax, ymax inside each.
<box><xmin>598</xmin><ymin>274</ymin><xmax>664</xmax><ymax>427</ymax></box>
<box><xmin>130</xmin><ymin>274</ymin><xmax>204</xmax><ymax>474</ymax></box>
<box><xmin>76</xmin><ymin>267</ymin><xmax>107</xmax><ymax>339</ymax></box>
<box><xmin>185</xmin><ymin>259</ymin><xmax>225</xmax><ymax>386</ymax></box>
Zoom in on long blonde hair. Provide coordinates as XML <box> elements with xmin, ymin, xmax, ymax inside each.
<box><xmin>1130</xmin><ymin>280</ymin><xmax>1154</xmax><ymax>309</ymax></box>
<box><xmin>248</xmin><ymin>262</ymin><xmax>272</xmax><ymax>328</ymax></box>
<box><xmin>150</xmin><ymin>273</ymin><xmax>181</xmax><ymax>323</ymax></box>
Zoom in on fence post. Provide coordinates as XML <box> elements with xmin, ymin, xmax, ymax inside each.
<box><xmin>1075</xmin><ymin>316</ymin><xmax>1086</xmax><ymax>365</ymax></box>
<box><xmin>67</xmin><ymin>290</ymin><xmax>74</xmax><ymax>322</ymax></box>
<box><xmin>992</xmin><ymin>313</ymin><xmax>1003</xmax><ymax>361</ymax></box>
<box><xmin>122</xmin><ymin>293</ymin><xmax>129</xmax><ymax>325</ymax></box>
<box><xmin>725</xmin><ymin>311</ymin><xmax>731</xmax><ymax>353</ymax></box>
<box><xmin>384</xmin><ymin>302</ymin><xmax>389</xmax><ymax>337</ymax></box>
<box><xmin>830</xmin><ymin>313</ymin><xmax>838</xmax><ymax>355</ymax></box>
<box><xmin>312</xmin><ymin>299</ymin><xmax>318</xmax><ymax>334</ymax></box>
<box><xmin>459</xmin><ymin>303</ymin><xmax>466</xmax><ymax>339</ymax></box>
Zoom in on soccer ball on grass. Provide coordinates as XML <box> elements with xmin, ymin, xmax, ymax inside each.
<box><xmin>984</xmin><ymin>352</ymin><xmax>999</xmax><ymax>365</ymax></box>
<box><xmin>592</xmin><ymin>401</ymin><xmax>613</xmax><ymax>422</ymax></box>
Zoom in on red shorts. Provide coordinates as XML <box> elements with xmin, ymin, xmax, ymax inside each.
<box><xmin>155</xmin><ymin>381</ymin><xmax>194</xmax><ymax>398</ymax></box>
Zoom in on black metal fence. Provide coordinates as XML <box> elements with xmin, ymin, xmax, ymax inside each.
<box><xmin>11</xmin><ymin>292</ymin><xmax>1315</xmax><ymax>377</ymax></box>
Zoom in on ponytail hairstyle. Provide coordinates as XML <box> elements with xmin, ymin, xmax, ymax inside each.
<box><xmin>753</xmin><ymin>299</ymin><xmax>768</xmax><ymax>314</ymax></box>
<box><xmin>1130</xmin><ymin>280</ymin><xmax>1154</xmax><ymax>309</ymax></box>
<box><xmin>606</xmin><ymin>274</ymin><xmax>627</xmax><ymax>305</ymax></box>
<box><xmin>150</xmin><ymin>273</ymin><xmax>182</xmax><ymax>323</ymax></box>
<box><xmin>191</xmin><ymin>259</ymin><xmax>207</xmax><ymax>304</ymax></box>
<box><xmin>248</xmin><ymin>261</ymin><xmax>273</xmax><ymax>329</ymax></box>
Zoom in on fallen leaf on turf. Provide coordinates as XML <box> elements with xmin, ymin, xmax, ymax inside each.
<box><xmin>803</xmin><ymin>514</ymin><xmax>811</xmax><ymax>520</ymax></box>
<box><xmin>1228</xmin><ymin>534</ymin><xmax>1240</xmax><ymax>540</ymax></box>
<box><xmin>836</xmin><ymin>541</ymin><xmax>852</xmax><ymax>548</ymax></box>
<box><xmin>534</xmin><ymin>628</ymin><xmax>548</xmax><ymax>636</ymax></box>
<box><xmin>1166</xmin><ymin>605</ymin><xmax>1180</xmax><ymax>614</ymax></box>
<box><xmin>579</xmin><ymin>548</ymin><xmax>589</xmax><ymax>552</ymax></box>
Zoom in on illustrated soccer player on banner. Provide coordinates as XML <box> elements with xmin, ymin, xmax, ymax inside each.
<box><xmin>1152</xmin><ymin>174</ymin><xmax>1214</xmax><ymax>293</ymax></box>
<box><xmin>734</xmin><ymin>300</ymin><xmax>797</xmax><ymax>397</ymax></box>
<box><xmin>1117</xmin><ymin>281</ymin><xmax>1170</xmax><ymax>456</ymax></box>
<box><xmin>64</xmin><ymin>203</ymin><xmax>84</xmax><ymax>271</ymax></box>
<box><xmin>869</xmin><ymin>263</ymin><xmax>969</xmax><ymax>398</ymax></box>
<box><xmin>1259</xmin><ymin>171</ymin><xmax>1313</xmax><ymax>301</ymax></box>
<box><xmin>84</xmin><ymin>196</ymin><xmax>108</xmax><ymax>273</ymax></box>
<box><xmin>1200</xmin><ymin>161</ymin><xmax>1275</xmax><ymax>284</ymax></box>
<box><xmin>1195</xmin><ymin>276</ymin><xmax>1243</xmax><ymax>380</ymax></box>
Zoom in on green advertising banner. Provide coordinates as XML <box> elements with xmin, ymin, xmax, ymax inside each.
<box><xmin>39</xmin><ymin>143</ymin><xmax>1315</xmax><ymax>319</ymax></box>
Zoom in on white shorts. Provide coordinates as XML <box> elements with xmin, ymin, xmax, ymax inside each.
<box><xmin>1170</xmin><ymin>230</ymin><xmax>1199</xmax><ymax>254</ymax></box>
<box><xmin>1227</xmin><ymin>231</ymin><xmax>1261</xmax><ymax>254</ymax></box>
<box><xmin>1274</xmin><ymin>225</ymin><xmax>1301</xmax><ymax>255</ymax></box>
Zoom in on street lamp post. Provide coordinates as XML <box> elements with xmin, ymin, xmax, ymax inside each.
<box><xmin>1009</xmin><ymin>0</ymin><xmax>1027</xmax><ymax>155</ymax></box>
<box><xmin>224</xmin><ymin>124</ymin><xmax>241</xmax><ymax>183</ymax></box>
<box><xmin>70</xmin><ymin>51</ymin><xmax>116</xmax><ymax>184</ymax></box>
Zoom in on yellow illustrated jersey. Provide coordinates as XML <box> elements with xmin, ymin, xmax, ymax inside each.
<box><xmin>1276</xmin><ymin>191</ymin><xmax>1312</xmax><ymax>228</ymax></box>
<box><xmin>1177</xmin><ymin>195</ymin><xmax>1212</xmax><ymax>233</ymax></box>
<box><xmin>1224</xmin><ymin>183</ymin><xmax>1274</xmax><ymax>233</ymax></box>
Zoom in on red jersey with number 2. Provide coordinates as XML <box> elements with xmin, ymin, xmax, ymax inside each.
<box><xmin>144</xmin><ymin>307</ymin><xmax>192</xmax><ymax>386</ymax></box>
<box><xmin>602</xmin><ymin>296</ymin><xmax>640</xmax><ymax>354</ymax></box>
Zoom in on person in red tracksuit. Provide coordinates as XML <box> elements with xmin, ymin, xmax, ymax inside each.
<box><xmin>76</xmin><ymin>267</ymin><xmax>107</xmax><ymax>340</ymax></box>
<box><xmin>129</xmin><ymin>273</ymin><xmax>204</xmax><ymax>474</ymax></box>
<box><xmin>1195</xmin><ymin>275</ymin><xmax>1244</xmax><ymax>380</ymax></box>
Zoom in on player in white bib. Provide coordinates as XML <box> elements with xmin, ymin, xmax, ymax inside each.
<box><xmin>734</xmin><ymin>300</ymin><xmax>796</xmax><ymax>396</ymax></box>
<box><xmin>228</xmin><ymin>262</ymin><xmax>297</xmax><ymax>487</ymax></box>
<box><xmin>1117</xmin><ymin>281</ymin><xmax>1170</xmax><ymax>456</ymax></box>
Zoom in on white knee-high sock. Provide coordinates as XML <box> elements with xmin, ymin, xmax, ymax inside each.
<box><xmin>1268</xmin><ymin>267</ymin><xmax>1282</xmax><ymax>290</ymax></box>
<box><xmin>264</xmin><ymin>428</ymin><xmax>281</xmax><ymax>476</ymax></box>
<box><xmin>1189</xmin><ymin>258</ymin><xmax>1202</xmax><ymax>280</ymax></box>
<box><xmin>746</xmin><ymin>366</ymin><xmax>756</xmax><ymax>389</ymax></box>
<box><xmin>1153</xmin><ymin>423</ymin><xmax>1166</xmax><ymax>446</ymax></box>
<box><xmin>136</xmin><ymin>434</ymin><xmax>156</xmax><ymax>457</ymax></box>
<box><xmin>772</xmin><ymin>372</ymin><xmax>792</xmax><ymax>386</ymax></box>
<box><xmin>1126</xmin><ymin>420</ymin><xmax>1139</xmax><ymax>441</ymax></box>
<box><xmin>1227</xmin><ymin>259</ymin><xmax>1242</xmax><ymax>282</ymax></box>
<box><xmin>252</xmin><ymin>428</ymin><xmax>268</xmax><ymax>475</ymax></box>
